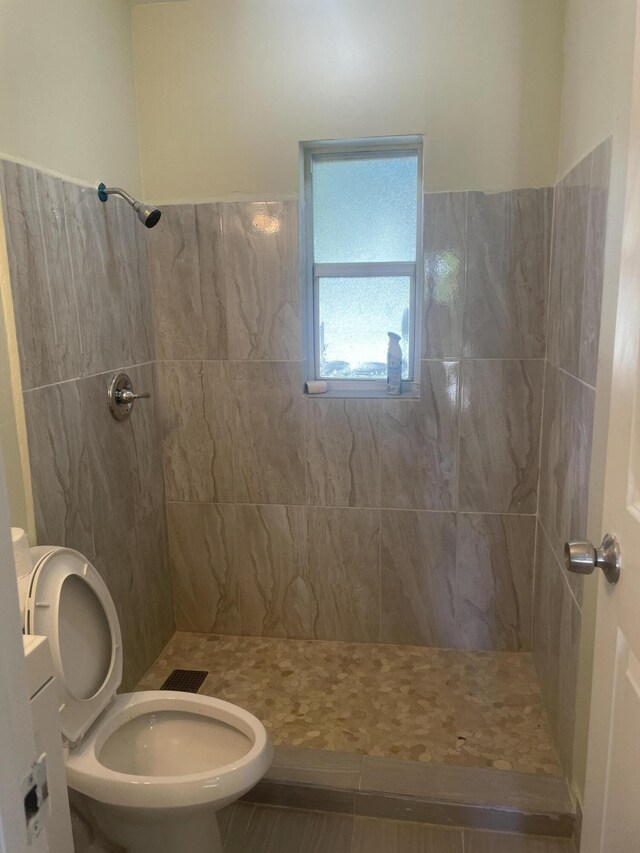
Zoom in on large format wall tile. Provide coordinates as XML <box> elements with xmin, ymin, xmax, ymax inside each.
<box><xmin>136</xmin><ymin>507</ymin><xmax>174</xmax><ymax>670</ymax></box>
<box><xmin>80</xmin><ymin>369</ymin><xmax>147</xmax><ymax>556</ymax></box>
<box><xmin>223</xmin><ymin>201</ymin><xmax>300</xmax><ymax>360</ymax></box>
<box><xmin>547</xmin><ymin>154</ymin><xmax>592</xmax><ymax>377</ymax></box>
<box><xmin>532</xmin><ymin>522</ymin><xmax>581</xmax><ymax>776</ymax></box>
<box><xmin>380</xmin><ymin>361</ymin><xmax>459</xmax><ymax>510</ymax></box>
<box><xmin>231</xmin><ymin>361</ymin><xmax>305</xmax><ymax>505</ymax></box>
<box><xmin>380</xmin><ymin>510</ymin><xmax>457</xmax><ymax>646</ymax></box>
<box><xmin>64</xmin><ymin>182</ymin><xmax>154</xmax><ymax>375</ymax></box>
<box><xmin>464</xmin><ymin>190</ymin><xmax>551</xmax><ymax>358</ymax></box>
<box><xmin>134</xmin><ymin>216</ymin><xmax>156</xmax><ymax>364</ymax></box>
<box><xmin>538</xmin><ymin>364</ymin><xmax>595</xmax><ymax>584</ymax></box>
<box><xmin>3</xmin><ymin>163</ymin><xmax>82</xmax><ymax>388</ymax></box>
<box><xmin>167</xmin><ymin>501</ymin><xmax>238</xmax><ymax>633</ymax></box>
<box><xmin>158</xmin><ymin>360</ymin><xmax>235</xmax><ymax>503</ymax></box>
<box><xmin>149</xmin><ymin>204</ymin><xmax>227</xmax><ymax>360</ymax></box>
<box><xmin>94</xmin><ymin>525</ymin><xmax>141</xmax><ymax>690</ymax></box>
<box><xmin>305</xmin><ymin>398</ymin><xmax>380</xmax><ymax>507</ymax></box>
<box><xmin>128</xmin><ymin>362</ymin><xmax>164</xmax><ymax>521</ymax></box>
<box><xmin>106</xmin><ymin>199</ymin><xmax>155</xmax><ymax>368</ymax></box>
<box><xmin>580</xmin><ymin>138</ymin><xmax>612</xmax><ymax>385</ymax></box>
<box><xmin>547</xmin><ymin>142</ymin><xmax>611</xmax><ymax>385</ymax></box>
<box><xmin>94</xmin><ymin>510</ymin><xmax>174</xmax><ymax>691</ymax></box>
<box><xmin>308</xmin><ymin>507</ymin><xmax>380</xmax><ymax>642</ymax></box>
<box><xmin>6</xmin><ymin>160</ymin><xmax>169</xmax><ymax>688</ymax></box>
<box><xmin>234</xmin><ymin>504</ymin><xmax>313</xmax><ymax>638</ymax></box>
<box><xmin>22</xmin><ymin>367</ymin><xmax>160</xmax><ymax>569</ymax></box>
<box><xmin>63</xmin><ymin>181</ymin><xmax>126</xmax><ymax>376</ymax></box>
<box><xmin>459</xmin><ymin>360</ymin><xmax>544</xmax><ymax>513</ymax></box>
<box><xmin>456</xmin><ymin>514</ymin><xmax>535</xmax><ymax>651</ymax></box>
<box><xmin>423</xmin><ymin>192</ymin><xmax>466</xmax><ymax>358</ymax></box>
<box><xmin>23</xmin><ymin>381</ymin><xmax>93</xmax><ymax>556</ymax></box>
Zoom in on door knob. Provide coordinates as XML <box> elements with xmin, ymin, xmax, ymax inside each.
<box><xmin>564</xmin><ymin>533</ymin><xmax>621</xmax><ymax>584</ymax></box>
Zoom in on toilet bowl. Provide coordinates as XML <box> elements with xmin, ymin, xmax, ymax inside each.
<box><xmin>21</xmin><ymin>546</ymin><xmax>272</xmax><ymax>853</ymax></box>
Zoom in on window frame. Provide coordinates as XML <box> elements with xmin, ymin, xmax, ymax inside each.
<box><xmin>300</xmin><ymin>136</ymin><xmax>424</xmax><ymax>397</ymax></box>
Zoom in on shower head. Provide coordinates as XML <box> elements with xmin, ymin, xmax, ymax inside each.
<box><xmin>97</xmin><ymin>183</ymin><xmax>162</xmax><ymax>229</ymax></box>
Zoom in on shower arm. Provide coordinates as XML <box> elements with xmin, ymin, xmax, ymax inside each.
<box><xmin>97</xmin><ymin>185</ymin><xmax>137</xmax><ymax>206</ymax></box>
<box><xmin>97</xmin><ymin>183</ymin><xmax>162</xmax><ymax>228</ymax></box>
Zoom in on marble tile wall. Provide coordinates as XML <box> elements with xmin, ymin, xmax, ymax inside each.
<box><xmin>533</xmin><ymin>138</ymin><xmax>612</xmax><ymax>777</ymax></box>
<box><xmin>152</xmin><ymin>185</ymin><xmax>552</xmax><ymax>652</ymax></box>
<box><xmin>0</xmin><ymin>159</ymin><xmax>174</xmax><ymax>690</ymax></box>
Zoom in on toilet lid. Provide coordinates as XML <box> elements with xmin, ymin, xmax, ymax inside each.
<box><xmin>24</xmin><ymin>547</ymin><xmax>122</xmax><ymax>745</ymax></box>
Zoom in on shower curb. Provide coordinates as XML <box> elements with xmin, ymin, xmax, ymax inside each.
<box><xmin>242</xmin><ymin>746</ymin><xmax>575</xmax><ymax>839</ymax></box>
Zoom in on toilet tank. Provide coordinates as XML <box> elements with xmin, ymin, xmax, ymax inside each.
<box><xmin>23</xmin><ymin>635</ymin><xmax>74</xmax><ymax>853</ymax></box>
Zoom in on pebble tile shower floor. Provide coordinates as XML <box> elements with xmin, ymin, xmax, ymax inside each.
<box><xmin>136</xmin><ymin>632</ymin><xmax>562</xmax><ymax>777</ymax></box>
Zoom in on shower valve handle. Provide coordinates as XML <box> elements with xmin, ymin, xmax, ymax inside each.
<box><xmin>108</xmin><ymin>372</ymin><xmax>151</xmax><ymax>421</ymax></box>
<box><xmin>116</xmin><ymin>389</ymin><xmax>150</xmax><ymax>404</ymax></box>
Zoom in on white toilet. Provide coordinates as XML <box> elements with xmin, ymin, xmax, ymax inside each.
<box><xmin>20</xmin><ymin>545</ymin><xmax>273</xmax><ymax>853</ymax></box>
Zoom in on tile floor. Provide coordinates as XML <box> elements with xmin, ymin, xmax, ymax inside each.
<box><xmin>137</xmin><ymin>632</ymin><xmax>562</xmax><ymax>776</ymax></box>
<box><xmin>219</xmin><ymin>803</ymin><xmax>576</xmax><ymax>852</ymax></box>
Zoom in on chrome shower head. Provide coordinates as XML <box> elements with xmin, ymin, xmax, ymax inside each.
<box><xmin>97</xmin><ymin>183</ymin><xmax>162</xmax><ymax>229</ymax></box>
<box><xmin>136</xmin><ymin>203</ymin><xmax>161</xmax><ymax>228</ymax></box>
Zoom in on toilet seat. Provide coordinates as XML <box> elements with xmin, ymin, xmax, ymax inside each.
<box><xmin>23</xmin><ymin>548</ymin><xmax>122</xmax><ymax>745</ymax></box>
<box><xmin>65</xmin><ymin>690</ymin><xmax>272</xmax><ymax>810</ymax></box>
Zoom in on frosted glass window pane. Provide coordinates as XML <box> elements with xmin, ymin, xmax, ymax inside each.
<box><xmin>312</xmin><ymin>155</ymin><xmax>418</xmax><ymax>263</ymax></box>
<box><xmin>318</xmin><ymin>277</ymin><xmax>411</xmax><ymax>379</ymax></box>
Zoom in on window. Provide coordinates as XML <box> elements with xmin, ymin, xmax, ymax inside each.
<box><xmin>301</xmin><ymin>137</ymin><xmax>423</xmax><ymax>395</ymax></box>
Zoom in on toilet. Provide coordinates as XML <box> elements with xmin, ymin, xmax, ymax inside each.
<box><xmin>20</xmin><ymin>545</ymin><xmax>273</xmax><ymax>853</ymax></box>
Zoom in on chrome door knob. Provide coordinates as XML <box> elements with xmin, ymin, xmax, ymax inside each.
<box><xmin>564</xmin><ymin>533</ymin><xmax>621</xmax><ymax>584</ymax></box>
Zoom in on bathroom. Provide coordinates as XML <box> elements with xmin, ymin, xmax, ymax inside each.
<box><xmin>1</xmin><ymin>0</ymin><xmax>640</xmax><ymax>851</ymax></box>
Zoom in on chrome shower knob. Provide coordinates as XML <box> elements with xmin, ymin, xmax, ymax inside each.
<box><xmin>108</xmin><ymin>372</ymin><xmax>151</xmax><ymax>421</ymax></box>
<box><xmin>564</xmin><ymin>533</ymin><xmax>621</xmax><ymax>584</ymax></box>
<box><xmin>116</xmin><ymin>388</ymin><xmax>151</xmax><ymax>405</ymax></box>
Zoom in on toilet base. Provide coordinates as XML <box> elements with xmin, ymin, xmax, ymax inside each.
<box><xmin>82</xmin><ymin>796</ymin><xmax>225</xmax><ymax>853</ymax></box>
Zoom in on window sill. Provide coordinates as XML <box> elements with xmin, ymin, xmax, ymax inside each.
<box><xmin>304</xmin><ymin>385</ymin><xmax>420</xmax><ymax>400</ymax></box>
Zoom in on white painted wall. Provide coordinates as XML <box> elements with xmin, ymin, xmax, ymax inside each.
<box><xmin>132</xmin><ymin>0</ymin><xmax>565</xmax><ymax>201</ymax></box>
<box><xmin>0</xmin><ymin>0</ymin><xmax>141</xmax><ymax>192</ymax></box>
<box><xmin>558</xmin><ymin>0</ymin><xmax>637</xmax><ymax>179</ymax></box>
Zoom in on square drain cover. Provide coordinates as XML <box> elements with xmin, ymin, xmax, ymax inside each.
<box><xmin>160</xmin><ymin>669</ymin><xmax>208</xmax><ymax>693</ymax></box>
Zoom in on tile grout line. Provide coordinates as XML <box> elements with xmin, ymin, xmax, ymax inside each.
<box><xmin>164</xmin><ymin>497</ymin><xmax>537</xmax><ymax>517</ymax></box>
<box><xmin>22</xmin><ymin>359</ymin><xmax>156</xmax><ymax>394</ymax></box>
<box><xmin>555</xmin><ymin>361</ymin><xmax>596</xmax><ymax>392</ymax></box>
<box><xmin>533</xmin><ymin>181</ymin><xmax>558</xmax><ymax>654</ymax></box>
<box><xmin>577</xmin><ymin>150</ymin><xmax>596</xmax><ymax>384</ymax></box>
<box><xmin>155</xmin><ymin>356</ymin><xmax>548</xmax><ymax>363</ymax></box>
<box><xmin>455</xmin><ymin>192</ymin><xmax>468</xmax><ymax>523</ymax></box>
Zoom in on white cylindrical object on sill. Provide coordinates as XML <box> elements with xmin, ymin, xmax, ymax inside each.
<box><xmin>306</xmin><ymin>380</ymin><xmax>329</xmax><ymax>394</ymax></box>
<box><xmin>11</xmin><ymin>527</ymin><xmax>33</xmax><ymax>579</ymax></box>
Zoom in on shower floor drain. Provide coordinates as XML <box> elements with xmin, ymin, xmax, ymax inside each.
<box><xmin>160</xmin><ymin>669</ymin><xmax>208</xmax><ymax>693</ymax></box>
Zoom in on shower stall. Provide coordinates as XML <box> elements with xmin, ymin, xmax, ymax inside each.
<box><xmin>0</xmin><ymin>132</ymin><xmax>611</xmax><ymax>838</ymax></box>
